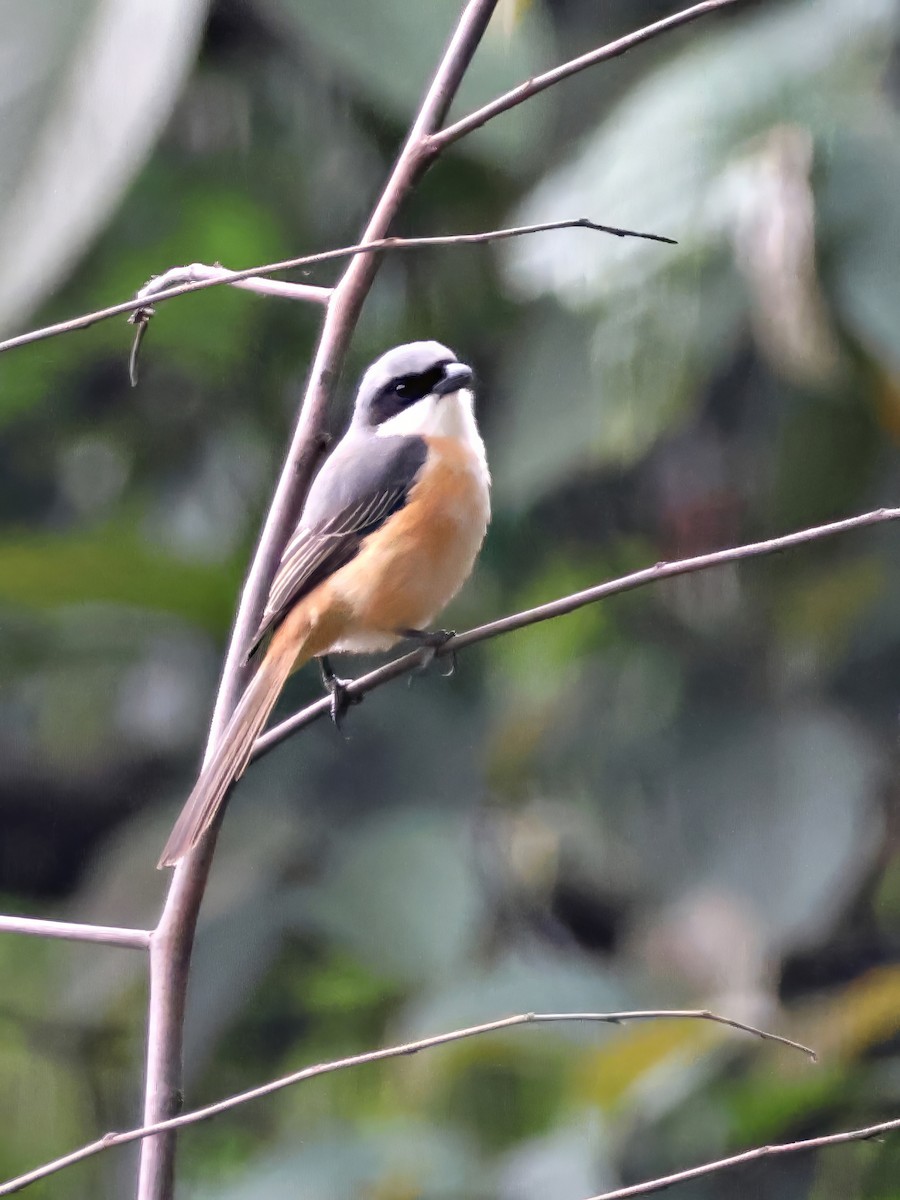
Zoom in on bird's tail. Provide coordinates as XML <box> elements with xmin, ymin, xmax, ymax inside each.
<box><xmin>157</xmin><ymin>630</ymin><xmax>298</xmax><ymax>868</ymax></box>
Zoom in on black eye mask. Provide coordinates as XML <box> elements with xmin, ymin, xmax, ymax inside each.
<box><xmin>370</xmin><ymin>364</ymin><xmax>450</xmax><ymax>424</ymax></box>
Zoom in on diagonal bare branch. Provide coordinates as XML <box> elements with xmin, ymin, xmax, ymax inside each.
<box><xmin>0</xmin><ymin>218</ymin><xmax>671</xmax><ymax>357</ymax></box>
<box><xmin>435</xmin><ymin>0</ymin><xmax>743</xmax><ymax>148</ymax></box>
<box><xmin>0</xmin><ymin>1008</ymin><xmax>813</xmax><ymax>1196</ymax></box>
<box><xmin>587</xmin><ymin>1115</ymin><xmax>900</xmax><ymax>1200</ymax></box>
<box><xmin>254</xmin><ymin>506</ymin><xmax>900</xmax><ymax>758</ymax></box>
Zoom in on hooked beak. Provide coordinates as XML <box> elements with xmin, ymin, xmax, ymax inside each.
<box><xmin>433</xmin><ymin>362</ymin><xmax>474</xmax><ymax>396</ymax></box>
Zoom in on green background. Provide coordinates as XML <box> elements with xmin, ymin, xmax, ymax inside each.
<box><xmin>1</xmin><ymin>1</ymin><xmax>900</xmax><ymax>1196</ymax></box>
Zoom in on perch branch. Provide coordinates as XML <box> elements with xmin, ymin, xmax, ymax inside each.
<box><xmin>0</xmin><ymin>1008</ymin><xmax>812</xmax><ymax>1196</ymax></box>
<box><xmin>255</xmin><ymin>506</ymin><xmax>900</xmax><ymax>757</ymax></box>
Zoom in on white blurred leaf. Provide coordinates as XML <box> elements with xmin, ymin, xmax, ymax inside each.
<box><xmin>505</xmin><ymin>0</ymin><xmax>898</xmax><ymax>307</ymax></box>
<box><xmin>494</xmin><ymin>0</ymin><xmax>899</xmax><ymax>500</ymax></box>
<box><xmin>0</xmin><ymin>0</ymin><xmax>209</xmax><ymax>333</ymax></box>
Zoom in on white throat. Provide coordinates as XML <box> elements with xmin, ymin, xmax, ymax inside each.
<box><xmin>376</xmin><ymin>387</ymin><xmax>479</xmax><ymax>444</ymax></box>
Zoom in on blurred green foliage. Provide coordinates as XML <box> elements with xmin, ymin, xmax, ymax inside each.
<box><xmin>1</xmin><ymin>0</ymin><xmax>900</xmax><ymax>1197</ymax></box>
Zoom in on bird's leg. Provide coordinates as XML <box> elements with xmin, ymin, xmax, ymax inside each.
<box><xmin>319</xmin><ymin>655</ymin><xmax>362</xmax><ymax>729</ymax></box>
<box><xmin>398</xmin><ymin>628</ymin><xmax>457</xmax><ymax>678</ymax></box>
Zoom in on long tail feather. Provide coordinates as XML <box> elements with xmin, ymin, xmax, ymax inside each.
<box><xmin>157</xmin><ymin>639</ymin><xmax>296</xmax><ymax>868</ymax></box>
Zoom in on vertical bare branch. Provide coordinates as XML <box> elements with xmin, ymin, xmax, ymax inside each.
<box><xmin>136</xmin><ymin>4</ymin><xmax>500</xmax><ymax>1196</ymax></box>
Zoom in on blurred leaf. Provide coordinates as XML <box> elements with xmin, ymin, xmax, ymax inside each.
<box><xmin>497</xmin><ymin>0</ymin><xmax>899</xmax><ymax>497</ymax></box>
<box><xmin>299</xmin><ymin>807</ymin><xmax>484</xmax><ymax>986</ymax></box>
<box><xmin>0</xmin><ymin>519</ymin><xmax>239</xmax><ymax>630</ymax></box>
<box><xmin>634</xmin><ymin>706</ymin><xmax>884</xmax><ymax>955</ymax></box>
<box><xmin>494</xmin><ymin>1116</ymin><xmax>614</xmax><ymax>1200</ymax></box>
<box><xmin>0</xmin><ymin>0</ymin><xmax>209</xmax><ymax>335</ymax></box>
<box><xmin>431</xmin><ymin>1034</ymin><xmax>571</xmax><ymax>1152</ymax></box>
<box><xmin>507</xmin><ymin>0</ymin><xmax>897</xmax><ymax>305</ymax></box>
<box><xmin>770</xmin><ymin>388</ymin><xmax>883</xmax><ymax>528</ymax></box>
<box><xmin>400</xmin><ymin>948</ymin><xmax>626</xmax><ymax>1043</ymax></box>
<box><xmin>727</xmin><ymin>1062</ymin><xmax>844</xmax><ymax>1146</ymax></box>
<box><xmin>807</xmin><ymin>966</ymin><xmax>900</xmax><ymax>1062</ymax></box>
<box><xmin>0</xmin><ymin>182</ymin><xmax>288</xmax><ymax>428</ymax></box>
<box><xmin>573</xmin><ymin>1015</ymin><xmax>737</xmax><ymax>1113</ymax></box>
<box><xmin>488</xmin><ymin>552</ymin><xmax>614</xmax><ymax>699</ymax></box>
<box><xmin>821</xmin><ymin>123</ymin><xmax>900</xmax><ymax>379</ymax></box>
<box><xmin>184</xmin><ymin>890</ymin><xmax>290</xmax><ymax>1078</ymax></box>
<box><xmin>495</xmin><ymin>249</ymin><xmax>742</xmax><ymax>504</ymax></box>
<box><xmin>56</xmin><ymin>803</ymin><xmax>304</xmax><ymax>1046</ymax></box>
<box><xmin>496</xmin><ymin>0</ymin><xmax>534</xmax><ymax>37</ymax></box>
<box><xmin>273</xmin><ymin>0</ymin><xmax>555</xmax><ymax>167</ymax></box>
<box><xmin>195</xmin><ymin>1120</ymin><xmax>478</xmax><ymax>1200</ymax></box>
<box><xmin>775</xmin><ymin>556</ymin><xmax>885</xmax><ymax>649</ymax></box>
<box><xmin>0</xmin><ymin>1020</ymin><xmax>89</xmax><ymax>1190</ymax></box>
<box><xmin>490</xmin><ymin>306</ymin><xmax>595</xmax><ymax>507</ymax></box>
<box><xmin>304</xmin><ymin>950</ymin><xmax>400</xmax><ymax>1017</ymax></box>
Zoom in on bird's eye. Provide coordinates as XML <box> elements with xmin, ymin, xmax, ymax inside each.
<box><xmin>391</xmin><ymin>366</ymin><xmax>446</xmax><ymax>405</ymax></box>
<box><xmin>393</xmin><ymin>374</ymin><xmax>428</xmax><ymax>403</ymax></box>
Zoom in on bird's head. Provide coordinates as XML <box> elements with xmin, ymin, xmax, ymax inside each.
<box><xmin>353</xmin><ymin>341</ymin><xmax>475</xmax><ymax>436</ymax></box>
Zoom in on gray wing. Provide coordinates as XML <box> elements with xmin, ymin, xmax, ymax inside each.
<box><xmin>248</xmin><ymin>433</ymin><xmax>428</xmax><ymax>653</ymax></box>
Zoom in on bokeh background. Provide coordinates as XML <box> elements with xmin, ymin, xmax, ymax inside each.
<box><xmin>1</xmin><ymin>0</ymin><xmax>899</xmax><ymax>1196</ymax></box>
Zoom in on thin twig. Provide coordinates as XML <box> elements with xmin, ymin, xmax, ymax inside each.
<box><xmin>0</xmin><ymin>1008</ymin><xmax>813</xmax><ymax>1196</ymax></box>
<box><xmin>587</xmin><ymin>1117</ymin><xmax>900</xmax><ymax>1200</ymax></box>
<box><xmin>255</xmin><ymin>506</ymin><xmax>900</xmax><ymax>757</ymax></box>
<box><xmin>435</xmin><ymin>0</ymin><xmax>743</xmax><ymax>148</ymax></box>
<box><xmin>0</xmin><ymin>915</ymin><xmax>150</xmax><ymax>950</ymax></box>
<box><xmin>0</xmin><ymin>219</ymin><xmax>669</xmax><ymax>358</ymax></box>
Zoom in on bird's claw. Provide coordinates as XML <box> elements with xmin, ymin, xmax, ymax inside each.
<box><xmin>398</xmin><ymin>629</ymin><xmax>457</xmax><ymax>683</ymax></box>
<box><xmin>319</xmin><ymin>656</ymin><xmax>362</xmax><ymax>732</ymax></box>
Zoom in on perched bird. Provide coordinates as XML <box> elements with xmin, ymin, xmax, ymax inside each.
<box><xmin>158</xmin><ymin>341</ymin><xmax>490</xmax><ymax>867</ymax></box>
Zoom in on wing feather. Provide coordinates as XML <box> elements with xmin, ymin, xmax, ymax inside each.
<box><xmin>247</xmin><ymin>435</ymin><xmax>427</xmax><ymax>655</ymax></box>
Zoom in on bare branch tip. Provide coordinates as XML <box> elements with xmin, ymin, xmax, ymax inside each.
<box><xmin>578</xmin><ymin>218</ymin><xmax>675</xmax><ymax>245</ymax></box>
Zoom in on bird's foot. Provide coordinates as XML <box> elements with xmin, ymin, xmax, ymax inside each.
<box><xmin>319</xmin><ymin>656</ymin><xmax>362</xmax><ymax>731</ymax></box>
<box><xmin>398</xmin><ymin>628</ymin><xmax>457</xmax><ymax>679</ymax></box>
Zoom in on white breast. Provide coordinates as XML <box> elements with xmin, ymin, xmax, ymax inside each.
<box><xmin>376</xmin><ymin>388</ymin><xmax>490</xmax><ymax>493</ymax></box>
